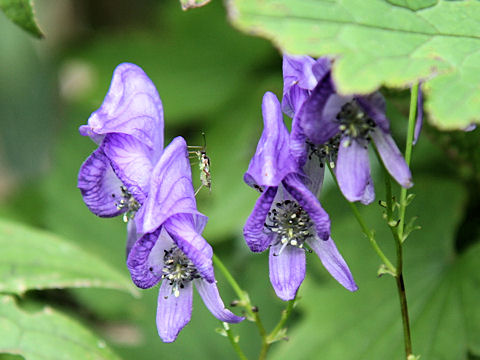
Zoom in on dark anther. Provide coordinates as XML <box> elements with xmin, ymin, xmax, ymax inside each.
<box><xmin>251</xmin><ymin>306</ymin><xmax>259</xmax><ymax>313</ymax></box>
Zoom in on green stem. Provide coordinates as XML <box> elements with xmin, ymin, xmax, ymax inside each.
<box><xmin>223</xmin><ymin>322</ymin><xmax>248</xmax><ymax>360</ymax></box>
<box><xmin>327</xmin><ymin>163</ymin><xmax>396</xmax><ymax>274</ymax></box>
<box><xmin>212</xmin><ymin>253</ymin><xmax>268</xmax><ymax>358</ymax></box>
<box><xmin>267</xmin><ymin>299</ymin><xmax>295</xmax><ymax>343</ymax></box>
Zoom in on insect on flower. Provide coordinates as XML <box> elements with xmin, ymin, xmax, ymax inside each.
<box><xmin>188</xmin><ymin>132</ymin><xmax>211</xmax><ymax>195</ymax></box>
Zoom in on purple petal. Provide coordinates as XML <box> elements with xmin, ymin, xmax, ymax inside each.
<box><xmin>307</xmin><ymin>236</ymin><xmax>358</xmax><ymax>292</ymax></box>
<box><xmin>283</xmin><ymin>54</ymin><xmax>317</xmax><ymax>91</ymax></box>
<box><xmin>157</xmin><ymin>281</ymin><xmax>193</xmax><ymax>343</ymax></box>
<box><xmin>126</xmin><ymin>220</ymin><xmax>138</xmax><ymax>258</ymax></box>
<box><xmin>136</xmin><ymin>136</ymin><xmax>201</xmax><ymax>234</ymax></box>
<box><xmin>297</xmin><ymin>72</ymin><xmax>339</xmax><ymax>145</ymax></box>
<box><xmin>282</xmin><ymin>174</ymin><xmax>331</xmax><ymax>240</ymax></box>
<box><xmin>164</xmin><ymin>213</ymin><xmax>214</xmax><ymax>283</ymax></box>
<box><xmin>77</xmin><ymin>147</ymin><xmax>124</xmax><ymax>217</ymax></box>
<box><xmin>336</xmin><ymin>137</ymin><xmax>373</xmax><ymax>204</ymax></box>
<box><xmin>311</xmin><ymin>57</ymin><xmax>331</xmax><ymax>82</ymax></box>
<box><xmin>356</xmin><ymin>93</ymin><xmax>390</xmax><ymax>132</ymax></box>
<box><xmin>371</xmin><ymin>128</ymin><xmax>413</xmax><ymax>189</ymax></box>
<box><xmin>269</xmin><ymin>243</ymin><xmax>306</xmax><ymax>301</ymax></box>
<box><xmin>103</xmin><ymin>133</ymin><xmax>155</xmax><ymax>203</ymax></box>
<box><xmin>413</xmin><ymin>83</ymin><xmax>423</xmax><ymax>145</ymax></box>
<box><xmin>82</xmin><ymin>63</ymin><xmax>164</xmax><ymax>154</ymax></box>
<box><xmin>244</xmin><ymin>92</ymin><xmax>297</xmax><ymax>188</ymax></box>
<box><xmin>127</xmin><ymin>227</ymin><xmax>171</xmax><ymax>289</ymax></box>
<box><xmin>243</xmin><ymin>186</ymin><xmax>277</xmax><ymax>252</ymax></box>
<box><xmin>194</xmin><ymin>279</ymin><xmax>244</xmax><ymax>323</ymax></box>
<box><xmin>302</xmin><ymin>156</ymin><xmax>326</xmax><ymax>197</ymax></box>
<box><xmin>360</xmin><ymin>178</ymin><xmax>375</xmax><ymax>205</ymax></box>
<box><xmin>289</xmin><ymin>116</ymin><xmax>309</xmax><ymax>165</ymax></box>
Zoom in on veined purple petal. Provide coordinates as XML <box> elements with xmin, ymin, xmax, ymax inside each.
<box><xmin>77</xmin><ymin>147</ymin><xmax>124</xmax><ymax>217</ymax></box>
<box><xmin>136</xmin><ymin>136</ymin><xmax>202</xmax><ymax>234</ymax></box>
<box><xmin>127</xmin><ymin>227</ymin><xmax>170</xmax><ymax>289</ymax></box>
<box><xmin>83</xmin><ymin>63</ymin><xmax>164</xmax><ymax>155</ymax></box>
<box><xmin>283</xmin><ymin>54</ymin><xmax>317</xmax><ymax>91</ymax></box>
<box><xmin>282</xmin><ymin>85</ymin><xmax>310</xmax><ymax>119</ymax></box>
<box><xmin>360</xmin><ymin>178</ymin><xmax>375</xmax><ymax>206</ymax></box>
<box><xmin>269</xmin><ymin>243</ymin><xmax>306</xmax><ymax>301</ymax></box>
<box><xmin>307</xmin><ymin>236</ymin><xmax>358</xmax><ymax>292</ymax></box>
<box><xmin>297</xmin><ymin>72</ymin><xmax>339</xmax><ymax>145</ymax></box>
<box><xmin>371</xmin><ymin>128</ymin><xmax>413</xmax><ymax>189</ymax></box>
<box><xmin>282</xmin><ymin>174</ymin><xmax>330</xmax><ymax>240</ymax></box>
<box><xmin>413</xmin><ymin>83</ymin><xmax>423</xmax><ymax>146</ymax></box>
<box><xmin>244</xmin><ymin>186</ymin><xmax>277</xmax><ymax>252</ymax></box>
<box><xmin>157</xmin><ymin>281</ymin><xmax>193</xmax><ymax>343</ymax></box>
<box><xmin>103</xmin><ymin>133</ymin><xmax>154</xmax><ymax>203</ymax></box>
<box><xmin>244</xmin><ymin>92</ymin><xmax>297</xmax><ymax>188</ymax></box>
<box><xmin>336</xmin><ymin>137</ymin><xmax>373</xmax><ymax>204</ymax></box>
<box><xmin>356</xmin><ymin>93</ymin><xmax>389</xmax><ymax>132</ymax></box>
<box><xmin>311</xmin><ymin>57</ymin><xmax>331</xmax><ymax>82</ymax></box>
<box><xmin>126</xmin><ymin>220</ymin><xmax>138</xmax><ymax>258</ymax></box>
<box><xmin>194</xmin><ymin>279</ymin><xmax>244</xmax><ymax>323</ymax></box>
<box><xmin>164</xmin><ymin>213</ymin><xmax>214</xmax><ymax>283</ymax></box>
<box><xmin>289</xmin><ymin>116</ymin><xmax>309</xmax><ymax>165</ymax></box>
<box><xmin>302</xmin><ymin>156</ymin><xmax>325</xmax><ymax>197</ymax></box>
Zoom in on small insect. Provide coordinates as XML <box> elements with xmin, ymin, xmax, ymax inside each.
<box><xmin>188</xmin><ymin>132</ymin><xmax>211</xmax><ymax>196</ymax></box>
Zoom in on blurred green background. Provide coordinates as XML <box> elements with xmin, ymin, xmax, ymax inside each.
<box><xmin>0</xmin><ymin>1</ymin><xmax>479</xmax><ymax>359</ymax></box>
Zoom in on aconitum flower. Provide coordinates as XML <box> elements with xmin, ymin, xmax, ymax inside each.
<box><xmin>127</xmin><ymin>137</ymin><xmax>243</xmax><ymax>342</ymax></box>
<box><xmin>77</xmin><ymin>63</ymin><xmax>164</xmax><ymax>252</ymax></box>
<box><xmin>243</xmin><ymin>92</ymin><xmax>357</xmax><ymax>301</ymax></box>
<box><xmin>286</xmin><ymin>55</ymin><xmax>412</xmax><ymax>204</ymax></box>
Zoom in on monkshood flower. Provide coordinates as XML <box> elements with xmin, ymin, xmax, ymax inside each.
<box><xmin>77</xmin><ymin>63</ymin><xmax>164</xmax><ymax>252</ymax></box>
<box><xmin>243</xmin><ymin>92</ymin><xmax>357</xmax><ymax>301</ymax></box>
<box><xmin>285</xmin><ymin>54</ymin><xmax>412</xmax><ymax>204</ymax></box>
<box><xmin>128</xmin><ymin>137</ymin><xmax>243</xmax><ymax>342</ymax></box>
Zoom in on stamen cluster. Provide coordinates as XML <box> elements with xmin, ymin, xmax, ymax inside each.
<box><xmin>336</xmin><ymin>101</ymin><xmax>376</xmax><ymax>145</ymax></box>
<box><xmin>265</xmin><ymin>200</ymin><xmax>314</xmax><ymax>251</ymax></box>
<box><xmin>161</xmin><ymin>246</ymin><xmax>201</xmax><ymax>297</ymax></box>
<box><xmin>307</xmin><ymin>136</ymin><xmax>340</xmax><ymax>168</ymax></box>
<box><xmin>114</xmin><ymin>186</ymin><xmax>140</xmax><ymax>222</ymax></box>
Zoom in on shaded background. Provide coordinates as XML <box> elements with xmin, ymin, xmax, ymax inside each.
<box><xmin>0</xmin><ymin>0</ymin><xmax>479</xmax><ymax>359</ymax></box>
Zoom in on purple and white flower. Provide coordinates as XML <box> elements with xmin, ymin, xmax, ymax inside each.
<box><xmin>244</xmin><ymin>92</ymin><xmax>357</xmax><ymax>301</ymax></box>
<box><xmin>285</xmin><ymin>55</ymin><xmax>412</xmax><ymax>204</ymax></box>
<box><xmin>77</xmin><ymin>63</ymin><xmax>164</xmax><ymax>252</ymax></box>
<box><xmin>127</xmin><ymin>137</ymin><xmax>243</xmax><ymax>342</ymax></box>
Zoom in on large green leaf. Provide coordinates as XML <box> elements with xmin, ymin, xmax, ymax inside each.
<box><xmin>0</xmin><ymin>218</ymin><xmax>137</xmax><ymax>296</ymax></box>
<box><xmin>0</xmin><ymin>295</ymin><xmax>120</xmax><ymax>360</ymax></box>
<box><xmin>269</xmin><ymin>178</ymin><xmax>480</xmax><ymax>359</ymax></box>
<box><xmin>0</xmin><ymin>0</ymin><xmax>42</xmax><ymax>38</ymax></box>
<box><xmin>227</xmin><ymin>0</ymin><xmax>480</xmax><ymax>130</ymax></box>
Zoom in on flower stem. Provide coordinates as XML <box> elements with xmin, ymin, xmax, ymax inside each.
<box><xmin>327</xmin><ymin>163</ymin><xmax>396</xmax><ymax>274</ymax></box>
<box><xmin>266</xmin><ymin>298</ymin><xmax>295</xmax><ymax>344</ymax></box>
<box><xmin>222</xmin><ymin>322</ymin><xmax>248</xmax><ymax>360</ymax></box>
<box><xmin>212</xmin><ymin>253</ymin><xmax>268</xmax><ymax>358</ymax></box>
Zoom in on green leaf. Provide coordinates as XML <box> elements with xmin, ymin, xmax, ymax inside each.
<box><xmin>180</xmin><ymin>0</ymin><xmax>211</xmax><ymax>11</ymax></box>
<box><xmin>227</xmin><ymin>0</ymin><xmax>480</xmax><ymax>130</ymax></box>
<box><xmin>270</xmin><ymin>178</ymin><xmax>480</xmax><ymax>359</ymax></box>
<box><xmin>0</xmin><ymin>295</ymin><xmax>120</xmax><ymax>360</ymax></box>
<box><xmin>0</xmin><ymin>218</ymin><xmax>137</xmax><ymax>296</ymax></box>
<box><xmin>0</xmin><ymin>0</ymin><xmax>43</xmax><ymax>38</ymax></box>
<box><xmin>386</xmin><ymin>0</ymin><xmax>437</xmax><ymax>11</ymax></box>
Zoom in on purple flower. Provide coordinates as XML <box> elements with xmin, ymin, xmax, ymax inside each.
<box><xmin>285</xmin><ymin>54</ymin><xmax>412</xmax><ymax>204</ymax></box>
<box><xmin>243</xmin><ymin>92</ymin><xmax>357</xmax><ymax>301</ymax></box>
<box><xmin>127</xmin><ymin>137</ymin><xmax>243</xmax><ymax>342</ymax></box>
<box><xmin>77</xmin><ymin>63</ymin><xmax>164</xmax><ymax>252</ymax></box>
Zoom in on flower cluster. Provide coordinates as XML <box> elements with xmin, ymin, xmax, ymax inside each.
<box><xmin>78</xmin><ymin>63</ymin><xmax>243</xmax><ymax>342</ymax></box>
<box><xmin>243</xmin><ymin>55</ymin><xmax>413</xmax><ymax>301</ymax></box>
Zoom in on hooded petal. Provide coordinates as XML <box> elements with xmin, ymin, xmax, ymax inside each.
<box><xmin>244</xmin><ymin>92</ymin><xmax>297</xmax><ymax>188</ymax></box>
<box><xmin>371</xmin><ymin>128</ymin><xmax>413</xmax><ymax>189</ymax></box>
<box><xmin>282</xmin><ymin>55</ymin><xmax>316</xmax><ymax>117</ymax></box>
<box><xmin>164</xmin><ymin>213</ymin><xmax>214</xmax><ymax>283</ymax></box>
<box><xmin>103</xmin><ymin>133</ymin><xmax>155</xmax><ymax>203</ymax></box>
<box><xmin>282</xmin><ymin>173</ymin><xmax>331</xmax><ymax>240</ymax></box>
<box><xmin>355</xmin><ymin>92</ymin><xmax>390</xmax><ymax>133</ymax></box>
<box><xmin>127</xmin><ymin>227</ymin><xmax>172</xmax><ymax>289</ymax></box>
<box><xmin>157</xmin><ymin>280</ymin><xmax>193</xmax><ymax>343</ymax></box>
<box><xmin>336</xmin><ymin>137</ymin><xmax>373</xmax><ymax>204</ymax></box>
<box><xmin>296</xmin><ymin>72</ymin><xmax>339</xmax><ymax>146</ymax></box>
<box><xmin>194</xmin><ymin>279</ymin><xmax>244</xmax><ymax>323</ymax></box>
<box><xmin>136</xmin><ymin>136</ymin><xmax>202</xmax><ymax>234</ymax></box>
<box><xmin>81</xmin><ymin>63</ymin><xmax>164</xmax><ymax>155</ymax></box>
<box><xmin>269</xmin><ymin>243</ymin><xmax>306</xmax><ymax>301</ymax></box>
<box><xmin>413</xmin><ymin>83</ymin><xmax>423</xmax><ymax>146</ymax></box>
<box><xmin>243</xmin><ymin>186</ymin><xmax>277</xmax><ymax>252</ymax></box>
<box><xmin>307</xmin><ymin>236</ymin><xmax>358</xmax><ymax>292</ymax></box>
<box><xmin>77</xmin><ymin>147</ymin><xmax>124</xmax><ymax>217</ymax></box>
